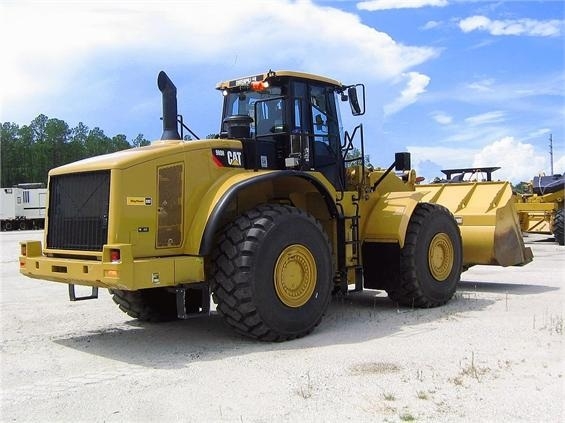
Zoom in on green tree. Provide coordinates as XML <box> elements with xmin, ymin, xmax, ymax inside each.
<box><xmin>0</xmin><ymin>122</ymin><xmax>20</xmax><ymax>186</ymax></box>
<box><xmin>2</xmin><ymin>115</ymin><xmax>152</xmax><ymax>186</ymax></box>
<box><xmin>68</xmin><ymin>122</ymin><xmax>90</xmax><ymax>162</ymax></box>
<box><xmin>513</xmin><ymin>181</ymin><xmax>532</xmax><ymax>195</ymax></box>
<box><xmin>345</xmin><ymin>147</ymin><xmax>372</xmax><ymax>168</ymax></box>
<box><xmin>132</xmin><ymin>133</ymin><xmax>150</xmax><ymax>147</ymax></box>
<box><xmin>111</xmin><ymin>134</ymin><xmax>130</xmax><ymax>151</ymax></box>
<box><xmin>85</xmin><ymin>127</ymin><xmax>111</xmax><ymax>157</ymax></box>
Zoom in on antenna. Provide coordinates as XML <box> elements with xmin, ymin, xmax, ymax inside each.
<box><xmin>549</xmin><ymin>133</ymin><xmax>554</xmax><ymax>176</ymax></box>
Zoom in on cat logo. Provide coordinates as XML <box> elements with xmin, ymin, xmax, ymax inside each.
<box><xmin>227</xmin><ymin>150</ymin><xmax>242</xmax><ymax>166</ymax></box>
<box><xmin>212</xmin><ymin>148</ymin><xmax>244</xmax><ymax>168</ymax></box>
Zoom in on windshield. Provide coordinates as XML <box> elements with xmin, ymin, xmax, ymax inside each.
<box><xmin>222</xmin><ymin>87</ymin><xmax>283</xmax><ymax>136</ymax></box>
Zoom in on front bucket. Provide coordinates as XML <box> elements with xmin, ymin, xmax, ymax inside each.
<box><xmin>415</xmin><ymin>181</ymin><xmax>533</xmax><ymax>267</ymax></box>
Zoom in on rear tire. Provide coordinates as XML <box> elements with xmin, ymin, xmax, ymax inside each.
<box><xmin>109</xmin><ymin>288</ymin><xmax>178</xmax><ymax>322</ymax></box>
<box><xmin>552</xmin><ymin>207</ymin><xmax>564</xmax><ymax>245</ymax></box>
<box><xmin>209</xmin><ymin>204</ymin><xmax>333</xmax><ymax>341</ymax></box>
<box><xmin>386</xmin><ymin>203</ymin><xmax>462</xmax><ymax>307</ymax></box>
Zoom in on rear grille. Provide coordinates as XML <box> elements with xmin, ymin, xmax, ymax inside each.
<box><xmin>47</xmin><ymin>171</ymin><xmax>110</xmax><ymax>251</ymax></box>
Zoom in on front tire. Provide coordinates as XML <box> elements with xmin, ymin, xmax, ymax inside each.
<box><xmin>552</xmin><ymin>207</ymin><xmax>564</xmax><ymax>245</ymax></box>
<box><xmin>209</xmin><ymin>204</ymin><xmax>333</xmax><ymax>341</ymax></box>
<box><xmin>386</xmin><ymin>203</ymin><xmax>462</xmax><ymax>307</ymax></box>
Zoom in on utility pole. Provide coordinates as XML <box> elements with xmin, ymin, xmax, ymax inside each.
<box><xmin>549</xmin><ymin>133</ymin><xmax>554</xmax><ymax>176</ymax></box>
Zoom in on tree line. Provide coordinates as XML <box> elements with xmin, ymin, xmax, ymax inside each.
<box><xmin>2</xmin><ymin>114</ymin><xmax>531</xmax><ymax>192</ymax></box>
<box><xmin>1</xmin><ymin>114</ymin><xmax>151</xmax><ymax>187</ymax></box>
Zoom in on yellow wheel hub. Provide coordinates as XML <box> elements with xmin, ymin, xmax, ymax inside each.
<box><xmin>274</xmin><ymin>244</ymin><xmax>317</xmax><ymax>308</ymax></box>
<box><xmin>428</xmin><ymin>233</ymin><xmax>454</xmax><ymax>281</ymax></box>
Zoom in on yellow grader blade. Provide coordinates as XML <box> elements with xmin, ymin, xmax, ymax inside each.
<box><xmin>415</xmin><ymin>181</ymin><xmax>533</xmax><ymax>267</ymax></box>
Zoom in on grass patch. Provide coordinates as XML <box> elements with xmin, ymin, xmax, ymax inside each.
<box><xmin>400</xmin><ymin>412</ymin><xmax>416</xmax><ymax>421</ymax></box>
<box><xmin>416</xmin><ymin>391</ymin><xmax>429</xmax><ymax>400</ymax></box>
<box><xmin>296</xmin><ymin>372</ymin><xmax>313</xmax><ymax>399</ymax></box>
<box><xmin>350</xmin><ymin>362</ymin><xmax>401</xmax><ymax>375</ymax></box>
<box><xmin>383</xmin><ymin>392</ymin><xmax>396</xmax><ymax>401</ymax></box>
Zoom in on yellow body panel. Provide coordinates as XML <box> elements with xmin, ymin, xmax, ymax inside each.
<box><xmin>360</xmin><ymin>191</ymin><xmax>423</xmax><ymax>247</ymax></box>
<box><xmin>19</xmin><ymin>137</ymin><xmax>345</xmax><ymax>290</ymax></box>
<box><xmin>216</xmin><ymin>70</ymin><xmax>342</xmax><ymax>90</ymax></box>
<box><xmin>20</xmin><ymin>240</ymin><xmax>205</xmax><ymax>290</ymax></box>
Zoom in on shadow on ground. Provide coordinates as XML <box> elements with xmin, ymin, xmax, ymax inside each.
<box><xmin>54</xmin><ymin>289</ymin><xmax>494</xmax><ymax>369</ymax></box>
<box><xmin>458</xmin><ymin>280</ymin><xmax>559</xmax><ymax>295</ymax></box>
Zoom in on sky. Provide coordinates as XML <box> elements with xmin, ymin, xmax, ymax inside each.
<box><xmin>1</xmin><ymin>0</ymin><xmax>564</xmax><ymax>183</ymax></box>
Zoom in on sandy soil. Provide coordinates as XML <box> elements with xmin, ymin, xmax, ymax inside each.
<box><xmin>1</xmin><ymin>230</ymin><xmax>563</xmax><ymax>422</ymax></box>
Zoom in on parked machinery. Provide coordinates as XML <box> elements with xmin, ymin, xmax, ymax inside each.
<box><xmin>514</xmin><ymin>174</ymin><xmax>564</xmax><ymax>245</ymax></box>
<box><xmin>1</xmin><ymin>183</ymin><xmax>46</xmax><ymax>231</ymax></box>
<box><xmin>20</xmin><ymin>70</ymin><xmax>532</xmax><ymax>341</ymax></box>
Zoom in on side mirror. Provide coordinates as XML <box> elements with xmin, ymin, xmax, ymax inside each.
<box><xmin>395</xmin><ymin>152</ymin><xmax>411</xmax><ymax>171</ymax></box>
<box><xmin>347</xmin><ymin>85</ymin><xmax>365</xmax><ymax>116</ymax></box>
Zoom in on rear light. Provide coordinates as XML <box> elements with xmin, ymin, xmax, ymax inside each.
<box><xmin>110</xmin><ymin>249</ymin><xmax>121</xmax><ymax>263</ymax></box>
<box><xmin>21</xmin><ymin>243</ymin><xmax>27</xmax><ymax>257</ymax></box>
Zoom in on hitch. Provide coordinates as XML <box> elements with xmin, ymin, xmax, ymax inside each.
<box><xmin>175</xmin><ymin>282</ymin><xmax>210</xmax><ymax>319</ymax></box>
<box><xmin>68</xmin><ymin>284</ymin><xmax>99</xmax><ymax>301</ymax></box>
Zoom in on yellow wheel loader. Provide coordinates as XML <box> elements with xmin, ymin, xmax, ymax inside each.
<box><xmin>19</xmin><ymin>70</ymin><xmax>532</xmax><ymax>341</ymax></box>
<box><xmin>514</xmin><ymin>174</ymin><xmax>564</xmax><ymax>245</ymax></box>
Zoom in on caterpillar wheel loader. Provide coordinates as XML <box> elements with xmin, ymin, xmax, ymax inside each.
<box><xmin>19</xmin><ymin>70</ymin><xmax>532</xmax><ymax>341</ymax></box>
<box><xmin>514</xmin><ymin>174</ymin><xmax>564</xmax><ymax>245</ymax></box>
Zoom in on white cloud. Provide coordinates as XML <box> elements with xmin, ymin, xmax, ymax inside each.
<box><xmin>466</xmin><ymin>79</ymin><xmax>495</xmax><ymax>92</ymax></box>
<box><xmin>431</xmin><ymin>111</ymin><xmax>453</xmax><ymax>125</ymax></box>
<box><xmin>464</xmin><ymin>111</ymin><xmax>506</xmax><ymax>126</ymax></box>
<box><xmin>422</xmin><ymin>20</ymin><xmax>442</xmax><ymax>30</ymax></box>
<box><xmin>358</xmin><ymin>0</ymin><xmax>448</xmax><ymax>11</ymax></box>
<box><xmin>407</xmin><ymin>145</ymin><xmax>478</xmax><ymax>179</ymax></box>
<box><xmin>408</xmin><ymin>136</ymin><xmax>555</xmax><ymax>183</ymax></box>
<box><xmin>459</xmin><ymin>15</ymin><xmax>563</xmax><ymax>37</ymax></box>
<box><xmin>0</xmin><ymin>0</ymin><xmax>438</xmax><ymax>122</ymax></box>
<box><xmin>384</xmin><ymin>72</ymin><xmax>431</xmax><ymax>116</ymax></box>
<box><xmin>526</xmin><ymin>128</ymin><xmax>552</xmax><ymax>139</ymax></box>
<box><xmin>473</xmin><ymin>137</ymin><xmax>547</xmax><ymax>182</ymax></box>
<box><xmin>554</xmin><ymin>155</ymin><xmax>565</xmax><ymax>176</ymax></box>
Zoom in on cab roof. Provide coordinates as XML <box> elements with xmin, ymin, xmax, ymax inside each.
<box><xmin>216</xmin><ymin>70</ymin><xmax>343</xmax><ymax>90</ymax></box>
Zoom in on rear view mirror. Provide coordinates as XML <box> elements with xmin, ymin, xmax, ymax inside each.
<box><xmin>395</xmin><ymin>152</ymin><xmax>411</xmax><ymax>171</ymax></box>
<box><xmin>347</xmin><ymin>84</ymin><xmax>365</xmax><ymax>116</ymax></box>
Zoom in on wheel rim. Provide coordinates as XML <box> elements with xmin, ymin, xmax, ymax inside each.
<box><xmin>428</xmin><ymin>233</ymin><xmax>454</xmax><ymax>282</ymax></box>
<box><xmin>274</xmin><ymin>244</ymin><xmax>317</xmax><ymax>308</ymax></box>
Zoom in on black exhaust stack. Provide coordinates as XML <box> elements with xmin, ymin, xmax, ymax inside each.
<box><xmin>157</xmin><ymin>71</ymin><xmax>181</xmax><ymax>140</ymax></box>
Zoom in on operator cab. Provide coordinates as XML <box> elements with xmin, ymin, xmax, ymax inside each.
<box><xmin>217</xmin><ymin>70</ymin><xmax>364</xmax><ymax>190</ymax></box>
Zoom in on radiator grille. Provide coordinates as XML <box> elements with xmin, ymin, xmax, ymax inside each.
<box><xmin>47</xmin><ymin>171</ymin><xmax>110</xmax><ymax>251</ymax></box>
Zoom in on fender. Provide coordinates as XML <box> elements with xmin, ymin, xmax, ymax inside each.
<box><xmin>361</xmin><ymin>191</ymin><xmax>425</xmax><ymax>247</ymax></box>
<box><xmin>192</xmin><ymin>170</ymin><xmax>339</xmax><ymax>256</ymax></box>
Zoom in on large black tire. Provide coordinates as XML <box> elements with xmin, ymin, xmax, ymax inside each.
<box><xmin>209</xmin><ymin>204</ymin><xmax>333</xmax><ymax>341</ymax></box>
<box><xmin>552</xmin><ymin>207</ymin><xmax>564</xmax><ymax>245</ymax></box>
<box><xmin>109</xmin><ymin>288</ymin><xmax>179</xmax><ymax>322</ymax></box>
<box><xmin>386</xmin><ymin>203</ymin><xmax>462</xmax><ymax>308</ymax></box>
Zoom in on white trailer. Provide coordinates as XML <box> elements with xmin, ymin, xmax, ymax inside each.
<box><xmin>1</xmin><ymin>184</ymin><xmax>47</xmax><ymax>230</ymax></box>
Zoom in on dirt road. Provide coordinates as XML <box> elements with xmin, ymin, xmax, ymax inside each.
<box><xmin>1</xmin><ymin>230</ymin><xmax>563</xmax><ymax>422</ymax></box>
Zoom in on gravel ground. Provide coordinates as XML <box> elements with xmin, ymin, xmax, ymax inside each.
<box><xmin>1</xmin><ymin>230</ymin><xmax>563</xmax><ymax>422</ymax></box>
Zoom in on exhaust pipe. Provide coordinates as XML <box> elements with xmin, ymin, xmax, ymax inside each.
<box><xmin>157</xmin><ymin>71</ymin><xmax>181</xmax><ymax>140</ymax></box>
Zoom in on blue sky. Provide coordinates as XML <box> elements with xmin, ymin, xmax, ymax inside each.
<box><xmin>1</xmin><ymin>0</ymin><xmax>564</xmax><ymax>183</ymax></box>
